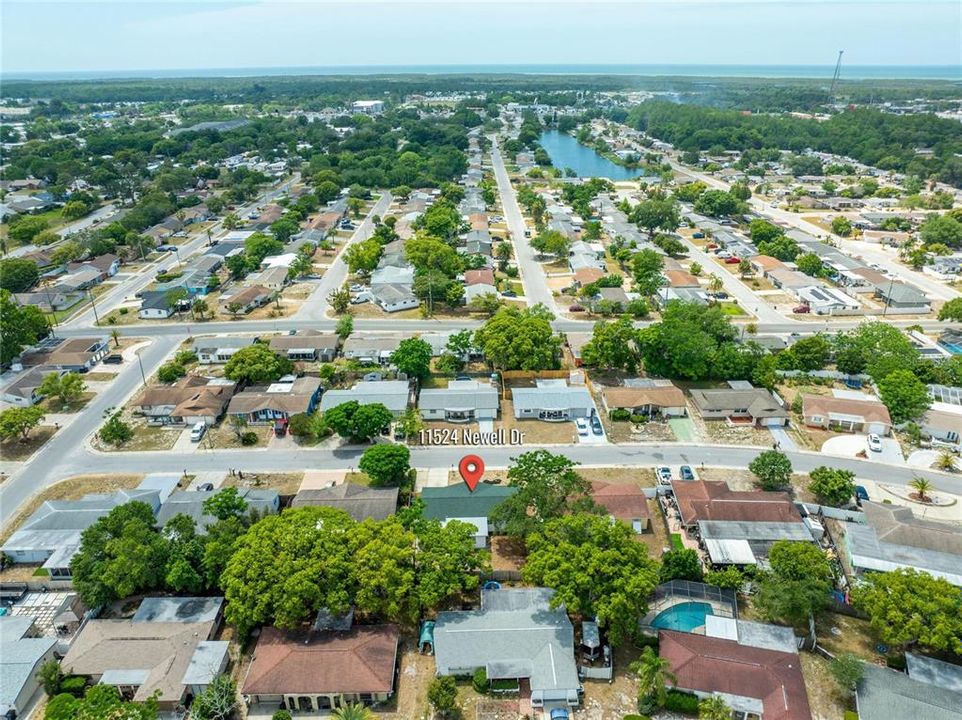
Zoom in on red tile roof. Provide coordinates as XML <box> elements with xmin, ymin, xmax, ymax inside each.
<box><xmin>672</xmin><ymin>480</ymin><xmax>802</xmax><ymax>527</ymax></box>
<box><xmin>591</xmin><ymin>481</ymin><xmax>650</xmax><ymax>522</ymax></box>
<box><xmin>243</xmin><ymin>625</ymin><xmax>399</xmax><ymax>695</ymax></box>
<box><xmin>659</xmin><ymin>630</ymin><xmax>811</xmax><ymax>720</ymax></box>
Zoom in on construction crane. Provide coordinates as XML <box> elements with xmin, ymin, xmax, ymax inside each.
<box><xmin>830</xmin><ymin>50</ymin><xmax>844</xmax><ymax>97</ymax></box>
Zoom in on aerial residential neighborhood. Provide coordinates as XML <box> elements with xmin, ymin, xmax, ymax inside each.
<box><xmin>1</xmin><ymin>4</ymin><xmax>961</xmax><ymax>720</ymax></box>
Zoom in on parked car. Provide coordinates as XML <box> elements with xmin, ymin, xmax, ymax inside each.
<box><xmin>550</xmin><ymin>710</ymin><xmax>570</xmax><ymax>720</ymax></box>
<box><xmin>657</xmin><ymin>466</ymin><xmax>673</xmax><ymax>485</ymax></box>
<box><xmin>455</xmin><ymin>375</ymin><xmax>471</xmax><ymax>381</ymax></box>
<box><xmin>724</xmin><ymin>256</ymin><xmax>741</xmax><ymax>264</ymax></box>
<box><xmin>575</xmin><ymin>418</ymin><xmax>590</xmax><ymax>436</ymax></box>
<box><xmin>694</xmin><ymin>233</ymin><xmax>706</xmax><ymax>240</ymax></box>
<box><xmin>793</xmin><ymin>305</ymin><xmax>811</xmax><ymax>314</ymax></box>
<box><xmin>190</xmin><ymin>422</ymin><xmax>207</xmax><ymax>442</ymax></box>
<box><xmin>350</xmin><ymin>295</ymin><xmax>369</xmax><ymax>304</ymax></box>
<box><xmin>349</xmin><ymin>283</ymin><xmax>365</xmax><ymax>292</ymax></box>
<box><xmin>274</xmin><ymin>421</ymin><xmax>287</xmax><ymax>438</ymax></box>
<box><xmin>680</xmin><ymin>465</ymin><xmax>696</xmax><ymax>481</ymax></box>
<box><xmin>590</xmin><ymin>416</ymin><xmax>603</xmax><ymax>435</ymax></box>
<box><xmin>855</xmin><ymin>485</ymin><xmax>870</xmax><ymax>503</ymax></box>
<box><xmin>157</xmin><ymin>244</ymin><xmax>178</xmax><ymax>252</ymax></box>
<box><xmin>867</xmin><ymin>433</ymin><xmax>883</xmax><ymax>452</ymax></box>
<box><xmin>501</xmin><ymin>290</ymin><xmax>517</xmax><ymax>298</ymax></box>
<box><xmin>569</xmin><ymin>304</ymin><xmax>585</xmax><ymax>312</ymax></box>
<box><xmin>103</xmin><ymin>354</ymin><xmax>123</xmax><ymax>365</ymax></box>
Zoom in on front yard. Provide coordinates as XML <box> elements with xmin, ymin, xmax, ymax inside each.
<box><xmin>0</xmin><ymin>426</ymin><xmax>59</xmax><ymax>461</ymax></box>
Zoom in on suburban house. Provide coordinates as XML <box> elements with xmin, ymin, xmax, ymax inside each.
<box><xmin>156</xmin><ymin>489</ymin><xmax>280</xmax><ymax>531</ymax></box>
<box><xmin>749</xmin><ymin>255</ymin><xmax>788</xmax><ymax>277</ymax></box>
<box><xmin>249</xmin><ymin>265</ymin><xmax>289</xmax><ymax>292</ymax></box>
<box><xmin>341</xmin><ymin>336</ymin><xmax>402</xmax><ymax>364</ymax></box>
<box><xmin>243</xmin><ymin>623</ymin><xmax>400</xmax><ymax>714</ymax></box>
<box><xmin>664</xmin><ymin>270</ymin><xmax>701</xmax><ymax>288</ymax></box>
<box><xmin>138</xmin><ymin>291</ymin><xmax>176</xmax><ymax>319</ymax></box>
<box><xmin>66</xmin><ymin>253</ymin><xmax>120</xmax><ymax>279</ymax></box>
<box><xmin>421</xmin><ymin>483</ymin><xmax>518</xmax><ymax>547</ymax></box>
<box><xmin>689</xmin><ymin>383</ymin><xmax>788</xmax><ymax>427</ymax></box>
<box><xmin>291</xmin><ymin>484</ymin><xmax>399</xmax><ymax>521</ymax></box>
<box><xmin>801</xmin><ymin>393</ymin><xmax>892</xmax><ymax>435</ymax></box>
<box><xmin>0</xmin><ymin>616</ymin><xmax>58</xmax><ymax>719</ymax></box>
<box><xmin>15</xmin><ymin>336</ymin><xmax>108</xmax><ymax>373</ymax></box>
<box><xmin>419</xmin><ymin>380</ymin><xmax>499</xmax><ymax>422</ymax></box>
<box><xmin>872</xmin><ymin>280</ymin><xmax>930</xmax><ymax>312</ymax></box>
<box><xmin>433</xmin><ymin>588</ymin><xmax>580</xmax><ymax>710</ymax></box>
<box><xmin>219</xmin><ymin>285</ymin><xmax>272</xmax><ymax>315</ymax></box>
<box><xmin>856</xmin><ymin>655</ymin><xmax>962</xmax><ymax>720</ymax></box>
<box><xmin>226</xmin><ymin>376</ymin><xmax>322</xmax><ymax>426</ymax></box>
<box><xmin>61</xmin><ymin>597</ymin><xmax>227</xmax><ymax>711</ymax></box>
<box><xmin>795</xmin><ymin>285</ymin><xmax>860</xmax><ymax>314</ymax></box>
<box><xmin>370</xmin><ymin>284</ymin><xmax>419</xmax><ymax>313</ymax></box>
<box><xmin>14</xmin><ymin>290</ymin><xmax>74</xmax><ymax>312</ymax></box>
<box><xmin>656</xmin><ymin>286</ymin><xmax>709</xmax><ymax>306</ymax></box>
<box><xmin>921</xmin><ymin>402</ymin><xmax>962</xmax><ymax>450</ymax></box>
<box><xmin>767</xmin><ymin>268</ymin><xmax>812</xmax><ymax>293</ymax></box>
<box><xmin>320</xmin><ymin>380</ymin><xmax>411</xmax><ymax>417</ymax></box>
<box><xmin>670</xmin><ymin>479</ymin><xmax>811</xmax><ymax>566</ymax></box>
<box><xmin>268</xmin><ymin>330</ymin><xmax>339</xmax><ymax>362</ymax></box>
<box><xmin>55</xmin><ymin>267</ymin><xmax>102</xmax><ymax>293</ymax></box>
<box><xmin>591</xmin><ymin>481</ymin><xmax>650</xmax><ymax>532</ymax></box>
<box><xmin>1</xmin><ymin>366</ymin><xmax>59</xmax><ymax>407</ymax></box>
<box><xmin>511</xmin><ymin>380</ymin><xmax>593</xmax><ymax>421</ymax></box>
<box><xmin>658</xmin><ymin>629</ymin><xmax>812</xmax><ymax>720</ymax></box>
<box><xmin>843</xmin><ymin>502</ymin><xmax>962</xmax><ymax>586</ymax></box>
<box><xmin>193</xmin><ymin>336</ymin><xmax>258</xmax><ymax>364</ymax></box>
<box><xmin>0</xmin><ymin>485</ymin><xmax>163</xmax><ymax>577</ymax></box>
<box><xmin>572</xmin><ymin>267</ymin><xmax>605</xmax><ymax>288</ymax></box>
<box><xmin>133</xmin><ymin>376</ymin><xmax>236</xmax><ymax>426</ymax></box>
<box><xmin>601</xmin><ymin>382</ymin><xmax>687</xmax><ymax>418</ymax></box>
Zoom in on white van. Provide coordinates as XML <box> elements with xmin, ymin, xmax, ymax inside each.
<box><xmin>190</xmin><ymin>422</ymin><xmax>207</xmax><ymax>442</ymax></box>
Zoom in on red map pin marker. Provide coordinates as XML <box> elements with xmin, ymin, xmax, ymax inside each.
<box><xmin>459</xmin><ymin>454</ymin><xmax>485</xmax><ymax>492</ymax></box>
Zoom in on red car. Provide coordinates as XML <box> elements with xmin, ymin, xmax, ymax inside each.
<box><xmin>569</xmin><ymin>304</ymin><xmax>586</xmax><ymax>312</ymax></box>
<box><xmin>793</xmin><ymin>305</ymin><xmax>811</xmax><ymax>314</ymax></box>
<box><xmin>724</xmin><ymin>256</ymin><xmax>741</xmax><ymax>264</ymax></box>
<box><xmin>706</xmin><ymin>242</ymin><xmax>718</xmax><ymax>249</ymax></box>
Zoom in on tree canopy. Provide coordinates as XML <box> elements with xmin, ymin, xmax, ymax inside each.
<box><xmin>223</xmin><ymin>343</ymin><xmax>293</xmax><ymax>383</ymax></box>
<box><xmin>473</xmin><ymin>305</ymin><xmax>560</xmax><ymax>371</ymax></box>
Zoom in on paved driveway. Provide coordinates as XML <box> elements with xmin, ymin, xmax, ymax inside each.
<box><xmin>821</xmin><ymin>434</ymin><xmax>904</xmax><ymax>465</ymax></box>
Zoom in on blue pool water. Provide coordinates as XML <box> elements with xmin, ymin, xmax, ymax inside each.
<box><xmin>651</xmin><ymin>601</ymin><xmax>714</xmax><ymax>632</ymax></box>
<box><xmin>940</xmin><ymin>342</ymin><xmax>962</xmax><ymax>355</ymax></box>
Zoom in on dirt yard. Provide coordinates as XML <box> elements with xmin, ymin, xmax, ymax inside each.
<box><xmin>490</xmin><ymin>536</ymin><xmax>526</xmax><ymax>572</ymax></box>
<box><xmin>501</xmin><ymin>399</ymin><xmax>578</xmax><ymax>445</ymax></box>
<box><xmin>571</xmin><ymin>642</ymin><xmax>642</xmax><ymax>720</ymax></box>
<box><xmin>221</xmin><ymin>471</ymin><xmax>304</xmax><ymax>496</ymax></box>
<box><xmin>800</xmin><ymin>652</ymin><xmax>850</xmax><ymax>720</ymax></box>
<box><xmin>92</xmin><ymin>411</ymin><xmax>181</xmax><ymax>452</ymax></box>
<box><xmin>693</xmin><ymin>413</ymin><xmax>774</xmax><ymax>448</ymax></box>
<box><xmin>0</xmin><ymin>426</ymin><xmax>58</xmax><ymax>461</ymax></box>
<box><xmin>203</xmin><ymin>423</ymin><xmax>273</xmax><ymax>449</ymax></box>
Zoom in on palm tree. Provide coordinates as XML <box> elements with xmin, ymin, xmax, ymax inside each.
<box><xmin>630</xmin><ymin>646</ymin><xmax>676</xmax><ymax>710</ymax></box>
<box><xmin>934</xmin><ymin>450</ymin><xmax>958</xmax><ymax>473</ymax></box>
<box><xmin>699</xmin><ymin>695</ymin><xmax>732</xmax><ymax>720</ymax></box>
<box><xmin>332</xmin><ymin>704</ymin><xmax>375</xmax><ymax>720</ymax></box>
<box><xmin>192</xmin><ymin>298</ymin><xmax>209</xmax><ymax>321</ymax></box>
<box><xmin>909</xmin><ymin>476</ymin><xmax>934</xmax><ymax>501</ymax></box>
<box><xmin>110</xmin><ymin>329</ymin><xmax>121</xmax><ymax>348</ymax></box>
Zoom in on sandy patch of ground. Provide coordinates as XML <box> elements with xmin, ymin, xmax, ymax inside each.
<box><xmin>221</xmin><ymin>471</ymin><xmax>304</xmax><ymax>496</ymax></box>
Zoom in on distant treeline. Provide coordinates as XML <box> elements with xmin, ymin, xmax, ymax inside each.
<box><xmin>628</xmin><ymin>101</ymin><xmax>962</xmax><ymax>186</ymax></box>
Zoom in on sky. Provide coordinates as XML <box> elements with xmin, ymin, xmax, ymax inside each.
<box><xmin>2</xmin><ymin>0</ymin><xmax>960</xmax><ymax>76</ymax></box>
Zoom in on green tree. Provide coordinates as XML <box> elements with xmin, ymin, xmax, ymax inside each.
<box><xmin>156</xmin><ymin>361</ymin><xmax>186</xmax><ymax>383</ymax></box>
<box><xmin>699</xmin><ymin>695</ymin><xmax>732</xmax><ymax>720</ymax></box>
<box><xmin>328</xmin><ymin>287</ymin><xmax>351</xmax><ymax>314</ymax></box>
<box><xmin>336</xmin><ymin>315</ymin><xmax>354</xmax><ymax>339</ymax></box>
<box><xmin>831</xmin><ymin>216</ymin><xmax>853</xmax><ymax>237</ymax></box>
<box><xmin>405</xmin><ymin>235</ymin><xmax>465</xmax><ymax>276</ymax></box>
<box><xmin>223</xmin><ymin>343</ymin><xmax>293</xmax><ymax>383</ymax></box>
<box><xmin>938</xmin><ymin>297</ymin><xmax>962</xmax><ymax>322</ymax></box>
<box><xmin>829</xmin><ymin>653</ymin><xmax>865</xmax><ymax>695</ymax></box>
<box><xmin>322</xmin><ymin>401</ymin><xmax>393</xmax><ymax>442</ymax></box>
<box><xmin>581</xmin><ymin>317</ymin><xmax>642</xmax><ymax>372</ymax></box>
<box><xmin>754</xmin><ymin>540</ymin><xmax>833</xmax><ymax>626</ymax></box>
<box><xmin>491</xmin><ymin>450</ymin><xmax>597</xmax><ymax>538</ymax></box>
<box><xmin>877</xmin><ymin>369</ymin><xmax>931</xmax><ymax>424</ymax></box>
<box><xmin>851</xmin><ymin>568</ymin><xmax>962</xmax><ymax>654</ymax></box>
<box><xmin>631</xmin><ymin>248</ymin><xmax>666</xmax><ymax>296</ymax></box>
<box><xmin>189</xmin><ymin>674</ymin><xmax>237</xmax><ymax>720</ymax></box>
<box><xmin>704</xmin><ymin>566</ymin><xmax>744</xmax><ymax>590</ymax></box>
<box><xmin>796</xmin><ymin>252</ymin><xmax>824</xmax><ymax>277</ymax></box>
<box><xmin>390</xmin><ymin>337</ymin><xmax>433</xmax><ymax>382</ymax></box>
<box><xmin>70</xmin><ymin>502</ymin><xmax>169</xmax><ymax>607</ymax></box>
<box><xmin>244</xmin><ymin>231</ymin><xmax>284</xmax><ymax>265</ymax></box>
<box><xmin>808</xmin><ymin>466</ymin><xmax>856</xmax><ymax>507</ymax></box>
<box><xmin>412</xmin><ymin>518</ymin><xmax>487</xmax><ymax>611</ymax></box>
<box><xmin>98</xmin><ymin>412</ymin><xmax>133</xmax><ymax>446</ymax></box>
<box><xmin>749</xmin><ymin>219</ymin><xmax>784</xmax><ymax>244</ymax></box>
<box><xmin>909</xmin><ymin>476</ymin><xmax>934</xmax><ymax>501</ymax></box>
<box><xmin>530</xmin><ymin>229</ymin><xmax>570</xmax><ymax>256</ymax></box>
<box><xmin>37</xmin><ymin>659</ymin><xmax>63</xmax><ymax>697</ymax></box>
<box><xmin>0</xmin><ymin>258</ymin><xmax>40</xmax><ymax>292</ymax></box>
<box><xmin>202</xmin><ymin>487</ymin><xmax>249</xmax><ymax>521</ymax></box>
<box><xmin>473</xmin><ymin>305</ymin><xmax>560</xmax><ymax>371</ymax></box>
<box><xmin>332</xmin><ymin>704</ymin><xmax>375</xmax><ymax>720</ymax></box>
<box><xmin>638</xmin><ymin>301</ymin><xmax>737</xmax><ymax>381</ymax></box>
<box><xmin>38</xmin><ymin>371</ymin><xmax>86</xmax><ymax>406</ymax></box>
<box><xmin>344</xmin><ymin>237</ymin><xmax>382</xmax><ymax>274</ymax></box>
<box><xmin>919</xmin><ymin>213</ymin><xmax>962</xmax><ymax>248</ymax></box>
<box><xmin>659</xmin><ymin>548</ymin><xmax>704</xmax><ymax>583</ymax></box>
<box><xmin>631</xmin><ymin>646</ymin><xmax>677</xmax><ymax>712</ymax></box>
<box><xmin>427</xmin><ymin>676</ymin><xmax>459</xmax><ymax>718</ymax></box>
<box><xmin>756</xmin><ymin>235</ymin><xmax>801</xmax><ymax>262</ymax></box>
<box><xmin>632</xmin><ymin>197</ymin><xmax>681</xmax><ymax>236</ymax></box>
<box><xmin>44</xmin><ymin>684</ymin><xmax>158</xmax><ymax>720</ymax></box>
<box><xmin>749</xmin><ymin>450</ymin><xmax>793</xmax><ymax>490</ymax></box>
<box><xmin>524</xmin><ymin>513</ymin><xmax>659</xmax><ymax>646</ymax></box>
<box><xmin>8</xmin><ymin>215</ymin><xmax>49</xmax><ymax>243</ymax></box>
<box><xmin>359</xmin><ymin>443</ymin><xmax>411</xmax><ymax>487</ymax></box>
<box><xmin>1</xmin><ymin>290</ymin><xmax>51</xmax><ymax>364</ymax></box>
<box><xmin>0</xmin><ymin>405</ymin><xmax>46</xmax><ymax>442</ymax></box>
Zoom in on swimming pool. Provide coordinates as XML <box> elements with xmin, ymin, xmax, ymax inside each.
<box><xmin>650</xmin><ymin>601</ymin><xmax>714</xmax><ymax>632</ymax></box>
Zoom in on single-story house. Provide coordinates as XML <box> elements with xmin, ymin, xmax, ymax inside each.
<box><xmin>156</xmin><ymin>489</ymin><xmax>280</xmax><ymax>531</ymax></box>
<box><xmin>1</xmin><ymin>366</ymin><xmax>59</xmax><ymax>407</ymax></box>
<box><xmin>56</xmin><ymin>267</ymin><xmax>103</xmax><ymax>292</ymax></box>
<box><xmin>0</xmin><ymin>487</ymin><xmax>162</xmax><ymax>576</ymax></box>
<box><xmin>0</xmin><ymin>616</ymin><xmax>58</xmax><ymax>719</ymax></box>
<box><xmin>341</xmin><ymin>336</ymin><xmax>402</xmax><ymax>365</ymax></box>
<box><xmin>592</xmin><ymin>480</ymin><xmax>650</xmax><ymax>532</ymax></box>
<box><xmin>291</xmin><ymin>484</ymin><xmax>399</xmax><ymax>521</ymax></box>
<box><xmin>434</xmin><ymin>588</ymin><xmax>580</xmax><ymax>709</ymax></box>
<box><xmin>67</xmin><ymin>253</ymin><xmax>120</xmax><ymax>279</ymax></box>
<box><xmin>133</xmin><ymin>376</ymin><xmax>237</xmax><ymax>426</ymax></box>
<box><xmin>15</xmin><ymin>336</ymin><xmax>108</xmax><ymax>372</ymax></box>
<box><xmin>873</xmin><ymin>281</ymin><xmax>930</xmax><ymax>311</ymax></box>
<box><xmin>219</xmin><ymin>285</ymin><xmax>272</xmax><ymax>315</ymax></box>
<box><xmin>250</xmin><ymin>265</ymin><xmax>289</xmax><ymax>292</ymax></box>
<box><xmin>320</xmin><ymin>380</ymin><xmax>410</xmax><ymax>417</ymax></box>
<box><xmin>370</xmin><ymin>283</ymin><xmax>419</xmax><ymax>313</ymax></box>
<box><xmin>193</xmin><ymin>336</ymin><xmax>258</xmax><ymax>364</ymax></box>
<box><xmin>371</xmin><ymin>265</ymin><xmax>415</xmax><ymax>287</ymax></box>
<box><xmin>749</xmin><ymin>255</ymin><xmax>788</xmax><ymax>277</ymax></box>
<box><xmin>689</xmin><ymin>385</ymin><xmax>788</xmax><ymax>427</ymax></box>
<box><xmin>856</xmin><ymin>659</ymin><xmax>962</xmax><ymax>720</ymax></box>
<box><xmin>795</xmin><ymin>285</ymin><xmax>860</xmax><ymax>314</ymax></box>
<box><xmin>844</xmin><ymin>502</ymin><xmax>962</xmax><ymax>586</ymax></box>
<box><xmin>464</xmin><ymin>268</ymin><xmax>496</xmax><ymax>287</ymax></box>
<box><xmin>61</xmin><ymin>599</ymin><xmax>226</xmax><ymax>711</ymax></box>
<box><xmin>511</xmin><ymin>380</ymin><xmax>593</xmax><ymax>421</ymax></box>
<box><xmin>664</xmin><ymin>270</ymin><xmax>700</xmax><ymax>288</ymax></box>
<box><xmin>138</xmin><ymin>291</ymin><xmax>175</xmax><ymax>319</ymax></box>
<box><xmin>14</xmin><ymin>290</ymin><xmax>73</xmax><ymax>312</ymax></box>
<box><xmin>227</xmin><ymin>376</ymin><xmax>322</xmax><ymax>425</ymax></box>
<box><xmin>269</xmin><ymin>331</ymin><xmax>339</xmax><ymax>362</ymax></box>
<box><xmin>572</xmin><ymin>267</ymin><xmax>605</xmax><ymax>287</ymax></box>
<box><xmin>802</xmin><ymin>393</ymin><xmax>892</xmax><ymax>435</ymax></box>
<box><xmin>421</xmin><ymin>483</ymin><xmax>519</xmax><ymax>543</ymax></box>
<box><xmin>593</xmin><ymin>286</ymin><xmax>630</xmax><ymax>310</ymax></box>
<box><xmin>601</xmin><ymin>383</ymin><xmax>687</xmax><ymax>418</ymax></box>
<box><xmin>419</xmin><ymin>380</ymin><xmax>499</xmax><ymax>422</ymax></box>
<box><xmin>921</xmin><ymin>403</ymin><xmax>962</xmax><ymax>450</ymax></box>
<box><xmin>767</xmin><ymin>268</ymin><xmax>812</xmax><ymax>293</ymax></box>
<box><xmin>464</xmin><ymin>283</ymin><xmax>499</xmax><ymax>302</ymax></box>
<box><xmin>656</xmin><ymin>286</ymin><xmax>709</xmax><ymax>306</ymax></box>
<box><xmin>243</xmin><ymin>624</ymin><xmax>400</xmax><ymax>713</ymax></box>
<box><xmin>658</xmin><ymin>629</ymin><xmax>812</xmax><ymax>720</ymax></box>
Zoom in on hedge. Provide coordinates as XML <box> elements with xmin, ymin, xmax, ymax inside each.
<box><xmin>610</xmin><ymin>409</ymin><xmax>631</xmax><ymax>421</ymax></box>
<box><xmin>664</xmin><ymin>689</ymin><xmax>700</xmax><ymax>715</ymax></box>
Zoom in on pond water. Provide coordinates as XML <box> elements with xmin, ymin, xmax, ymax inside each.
<box><xmin>538</xmin><ymin>130</ymin><xmax>647</xmax><ymax>180</ymax></box>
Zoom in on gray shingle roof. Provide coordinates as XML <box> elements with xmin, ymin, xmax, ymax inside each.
<box><xmin>857</xmin><ymin>663</ymin><xmax>962</xmax><ymax>720</ymax></box>
<box><xmin>419</xmin><ymin>381</ymin><xmax>499</xmax><ymax>412</ymax></box>
<box><xmin>291</xmin><ymin>484</ymin><xmax>399</xmax><ymax>521</ymax></box>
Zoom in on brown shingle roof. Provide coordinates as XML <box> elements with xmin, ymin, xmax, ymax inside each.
<box><xmin>602</xmin><ymin>385</ymin><xmax>686</xmax><ymax>410</ymax></box>
<box><xmin>672</xmin><ymin>480</ymin><xmax>802</xmax><ymax>527</ymax></box>
<box><xmin>573</xmin><ymin>268</ymin><xmax>604</xmax><ymax>286</ymax></box>
<box><xmin>464</xmin><ymin>268</ymin><xmax>496</xmax><ymax>286</ymax></box>
<box><xmin>591</xmin><ymin>481</ymin><xmax>650</xmax><ymax>522</ymax></box>
<box><xmin>802</xmin><ymin>394</ymin><xmax>892</xmax><ymax>427</ymax></box>
<box><xmin>243</xmin><ymin>625</ymin><xmax>399</xmax><ymax>695</ymax></box>
<box><xmin>134</xmin><ymin>376</ymin><xmax>235</xmax><ymax>417</ymax></box>
<box><xmin>227</xmin><ymin>377</ymin><xmax>320</xmax><ymax>416</ymax></box>
<box><xmin>664</xmin><ymin>270</ymin><xmax>700</xmax><ymax>288</ymax></box>
<box><xmin>749</xmin><ymin>255</ymin><xmax>788</xmax><ymax>272</ymax></box>
<box><xmin>659</xmin><ymin>630</ymin><xmax>811</xmax><ymax>720</ymax></box>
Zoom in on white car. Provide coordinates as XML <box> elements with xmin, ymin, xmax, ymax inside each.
<box><xmin>575</xmin><ymin>418</ymin><xmax>590</xmax><ymax>436</ymax></box>
<box><xmin>867</xmin><ymin>433</ymin><xmax>883</xmax><ymax>453</ymax></box>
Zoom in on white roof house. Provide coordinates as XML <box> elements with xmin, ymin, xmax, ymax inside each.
<box><xmin>796</xmin><ymin>285</ymin><xmax>860</xmax><ymax>314</ymax></box>
<box><xmin>320</xmin><ymin>380</ymin><xmax>410</xmax><ymax>416</ymax></box>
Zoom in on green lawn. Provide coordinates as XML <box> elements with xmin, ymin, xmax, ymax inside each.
<box><xmin>670</xmin><ymin>533</ymin><xmax>684</xmax><ymax>551</ymax></box>
<box><xmin>718</xmin><ymin>302</ymin><xmax>746</xmax><ymax>316</ymax></box>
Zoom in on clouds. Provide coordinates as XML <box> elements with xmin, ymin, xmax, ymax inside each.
<box><xmin>2</xmin><ymin>1</ymin><xmax>959</xmax><ymax>74</ymax></box>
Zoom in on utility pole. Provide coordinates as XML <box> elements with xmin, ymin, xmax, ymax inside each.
<box><xmin>136</xmin><ymin>352</ymin><xmax>147</xmax><ymax>387</ymax></box>
<box><xmin>87</xmin><ymin>288</ymin><xmax>101</xmax><ymax>326</ymax></box>
<box><xmin>830</xmin><ymin>50</ymin><xmax>844</xmax><ymax>99</ymax></box>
